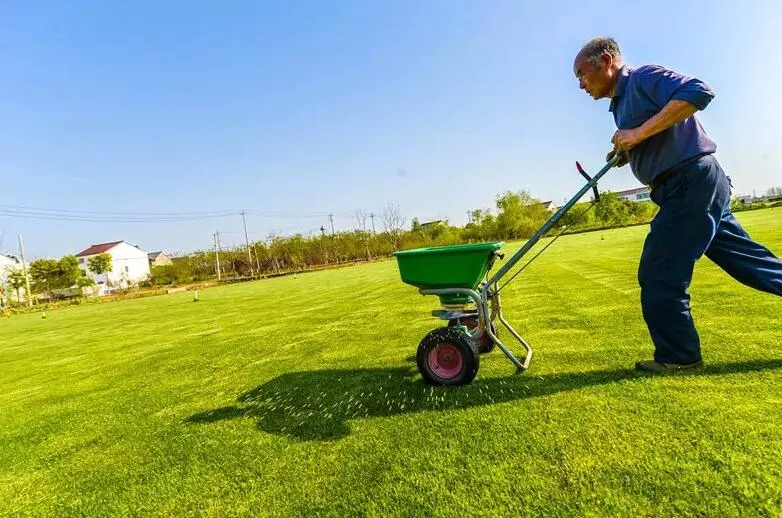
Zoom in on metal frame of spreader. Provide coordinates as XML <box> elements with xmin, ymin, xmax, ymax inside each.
<box><xmin>419</xmin><ymin>156</ymin><xmax>620</xmax><ymax>372</ymax></box>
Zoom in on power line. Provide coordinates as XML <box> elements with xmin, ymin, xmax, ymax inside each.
<box><xmin>245</xmin><ymin>209</ymin><xmax>349</xmax><ymax>218</ymax></box>
<box><xmin>0</xmin><ymin>204</ymin><xmax>238</xmax><ymax>217</ymax></box>
<box><xmin>0</xmin><ymin>208</ymin><xmax>238</xmax><ymax>223</ymax></box>
<box><xmin>0</xmin><ymin>203</ymin><xmax>352</xmax><ymax>217</ymax></box>
<box><xmin>0</xmin><ymin>203</ymin><xmax>348</xmax><ymax>217</ymax></box>
<box><xmin>0</xmin><ymin>206</ymin><xmax>354</xmax><ymax>223</ymax></box>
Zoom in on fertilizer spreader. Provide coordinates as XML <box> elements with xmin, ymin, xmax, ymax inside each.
<box><xmin>394</xmin><ymin>156</ymin><xmax>620</xmax><ymax>385</ymax></box>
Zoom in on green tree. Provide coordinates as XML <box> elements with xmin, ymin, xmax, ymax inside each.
<box><xmin>28</xmin><ymin>255</ymin><xmax>86</xmax><ymax>293</ymax></box>
<box><xmin>594</xmin><ymin>192</ymin><xmax>631</xmax><ymax>227</ymax></box>
<box><xmin>627</xmin><ymin>200</ymin><xmax>657</xmax><ymax>223</ymax></box>
<box><xmin>6</xmin><ymin>269</ymin><xmax>27</xmax><ymax>302</ymax></box>
<box><xmin>88</xmin><ymin>253</ymin><xmax>113</xmax><ymax>282</ymax></box>
<box><xmin>58</xmin><ymin>255</ymin><xmax>83</xmax><ymax>288</ymax></box>
<box><xmin>495</xmin><ymin>190</ymin><xmax>549</xmax><ymax>239</ymax></box>
<box><xmin>556</xmin><ymin>202</ymin><xmax>598</xmax><ymax>231</ymax></box>
<box><xmin>29</xmin><ymin>259</ymin><xmax>60</xmax><ymax>293</ymax></box>
<box><xmin>463</xmin><ymin>209</ymin><xmax>497</xmax><ymax>242</ymax></box>
<box><xmin>76</xmin><ymin>274</ymin><xmax>95</xmax><ymax>294</ymax></box>
<box><xmin>149</xmin><ymin>261</ymin><xmax>195</xmax><ymax>286</ymax></box>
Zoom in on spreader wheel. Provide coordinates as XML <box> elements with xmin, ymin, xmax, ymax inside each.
<box><xmin>448</xmin><ymin>315</ymin><xmax>497</xmax><ymax>354</ymax></box>
<box><xmin>416</xmin><ymin>327</ymin><xmax>479</xmax><ymax>386</ymax></box>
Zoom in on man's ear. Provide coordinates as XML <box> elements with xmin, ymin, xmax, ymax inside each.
<box><xmin>601</xmin><ymin>52</ymin><xmax>613</xmax><ymax>70</ymax></box>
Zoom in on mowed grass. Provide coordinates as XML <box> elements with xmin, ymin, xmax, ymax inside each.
<box><xmin>1</xmin><ymin>208</ymin><xmax>781</xmax><ymax>517</ymax></box>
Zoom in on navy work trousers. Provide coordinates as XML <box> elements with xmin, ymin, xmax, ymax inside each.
<box><xmin>639</xmin><ymin>154</ymin><xmax>782</xmax><ymax>364</ymax></box>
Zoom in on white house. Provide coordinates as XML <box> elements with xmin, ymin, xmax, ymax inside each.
<box><xmin>148</xmin><ymin>251</ymin><xmax>173</xmax><ymax>267</ymax></box>
<box><xmin>535</xmin><ymin>201</ymin><xmax>558</xmax><ymax>212</ymax></box>
<box><xmin>0</xmin><ymin>253</ymin><xmax>20</xmax><ymax>274</ymax></box>
<box><xmin>75</xmin><ymin>241</ymin><xmax>150</xmax><ymax>291</ymax></box>
<box><xmin>616</xmin><ymin>187</ymin><xmax>651</xmax><ymax>202</ymax></box>
<box><xmin>0</xmin><ymin>254</ymin><xmax>25</xmax><ymax>304</ymax></box>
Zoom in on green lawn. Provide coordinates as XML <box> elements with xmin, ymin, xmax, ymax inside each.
<box><xmin>2</xmin><ymin>208</ymin><xmax>781</xmax><ymax>517</ymax></box>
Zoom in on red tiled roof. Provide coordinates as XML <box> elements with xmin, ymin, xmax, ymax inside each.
<box><xmin>75</xmin><ymin>241</ymin><xmax>123</xmax><ymax>257</ymax></box>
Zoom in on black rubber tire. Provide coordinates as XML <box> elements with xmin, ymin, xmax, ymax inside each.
<box><xmin>416</xmin><ymin>327</ymin><xmax>480</xmax><ymax>386</ymax></box>
<box><xmin>448</xmin><ymin>316</ymin><xmax>497</xmax><ymax>354</ymax></box>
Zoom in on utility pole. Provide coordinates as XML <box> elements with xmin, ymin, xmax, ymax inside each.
<box><xmin>320</xmin><ymin>225</ymin><xmax>326</xmax><ymax>237</ymax></box>
<box><xmin>213</xmin><ymin>232</ymin><xmax>222</xmax><ymax>281</ymax></box>
<box><xmin>328</xmin><ymin>213</ymin><xmax>335</xmax><ymax>236</ymax></box>
<box><xmin>17</xmin><ymin>235</ymin><xmax>32</xmax><ymax>307</ymax></box>
<box><xmin>369</xmin><ymin>212</ymin><xmax>376</xmax><ymax>235</ymax></box>
<box><xmin>240</xmin><ymin>211</ymin><xmax>255</xmax><ymax>278</ymax></box>
<box><xmin>466</xmin><ymin>211</ymin><xmax>472</xmax><ymax>224</ymax></box>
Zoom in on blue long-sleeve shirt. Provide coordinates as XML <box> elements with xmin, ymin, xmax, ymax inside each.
<box><xmin>609</xmin><ymin>65</ymin><xmax>716</xmax><ymax>184</ymax></box>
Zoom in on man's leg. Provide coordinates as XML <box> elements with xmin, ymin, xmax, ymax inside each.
<box><xmin>638</xmin><ymin>218</ymin><xmax>705</xmax><ymax>365</ymax></box>
<box><xmin>705</xmin><ymin>212</ymin><xmax>782</xmax><ymax>296</ymax></box>
<box><xmin>638</xmin><ymin>155</ymin><xmax>730</xmax><ymax>365</ymax></box>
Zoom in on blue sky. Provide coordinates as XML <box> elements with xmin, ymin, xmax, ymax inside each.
<box><xmin>2</xmin><ymin>0</ymin><xmax>781</xmax><ymax>258</ymax></box>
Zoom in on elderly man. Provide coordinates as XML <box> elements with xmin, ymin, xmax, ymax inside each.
<box><xmin>573</xmin><ymin>37</ymin><xmax>782</xmax><ymax>373</ymax></box>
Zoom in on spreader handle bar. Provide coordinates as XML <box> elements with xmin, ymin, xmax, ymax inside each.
<box><xmin>576</xmin><ymin>161</ymin><xmax>600</xmax><ymax>202</ymax></box>
<box><xmin>486</xmin><ymin>155</ymin><xmax>620</xmax><ymax>286</ymax></box>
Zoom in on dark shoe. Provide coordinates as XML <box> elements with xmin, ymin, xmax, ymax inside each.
<box><xmin>635</xmin><ymin>359</ymin><xmax>703</xmax><ymax>374</ymax></box>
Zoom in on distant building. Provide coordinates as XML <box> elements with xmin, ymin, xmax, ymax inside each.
<box><xmin>0</xmin><ymin>254</ymin><xmax>20</xmax><ymax>272</ymax></box>
<box><xmin>615</xmin><ymin>187</ymin><xmax>651</xmax><ymax>202</ymax></box>
<box><xmin>75</xmin><ymin>241</ymin><xmax>150</xmax><ymax>292</ymax></box>
<box><xmin>148</xmin><ymin>251</ymin><xmax>173</xmax><ymax>267</ymax></box>
<box><xmin>419</xmin><ymin>220</ymin><xmax>444</xmax><ymax>229</ymax></box>
<box><xmin>0</xmin><ymin>254</ymin><xmax>24</xmax><ymax>304</ymax></box>
<box><xmin>535</xmin><ymin>201</ymin><xmax>558</xmax><ymax>212</ymax></box>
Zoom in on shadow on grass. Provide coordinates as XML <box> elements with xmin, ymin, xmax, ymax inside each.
<box><xmin>186</xmin><ymin>358</ymin><xmax>782</xmax><ymax>442</ymax></box>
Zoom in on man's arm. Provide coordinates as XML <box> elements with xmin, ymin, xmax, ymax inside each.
<box><xmin>611</xmin><ymin>65</ymin><xmax>714</xmax><ymax>152</ymax></box>
<box><xmin>613</xmin><ymin>100</ymin><xmax>698</xmax><ymax>151</ymax></box>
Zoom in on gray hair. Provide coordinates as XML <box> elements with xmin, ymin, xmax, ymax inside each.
<box><xmin>578</xmin><ymin>37</ymin><xmax>622</xmax><ymax>66</ymax></box>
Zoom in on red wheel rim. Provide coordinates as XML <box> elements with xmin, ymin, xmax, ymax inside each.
<box><xmin>427</xmin><ymin>343</ymin><xmax>463</xmax><ymax>379</ymax></box>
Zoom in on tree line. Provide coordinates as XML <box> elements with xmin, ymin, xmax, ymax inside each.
<box><xmin>146</xmin><ymin>191</ymin><xmax>658</xmax><ymax>286</ymax></box>
<box><xmin>7</xmin><ymin>185</ymin><xmax>780</xmax><ymax>305</ymax></box>
<box><xmin>1</xmin><ymin>191</ymin><xmax>663</xmax><ymax>301</ymax></box>
<box><xmin>1</xmin><ymin>252</ymin><xmax>113</xmax><ymax>303</ymax></box>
